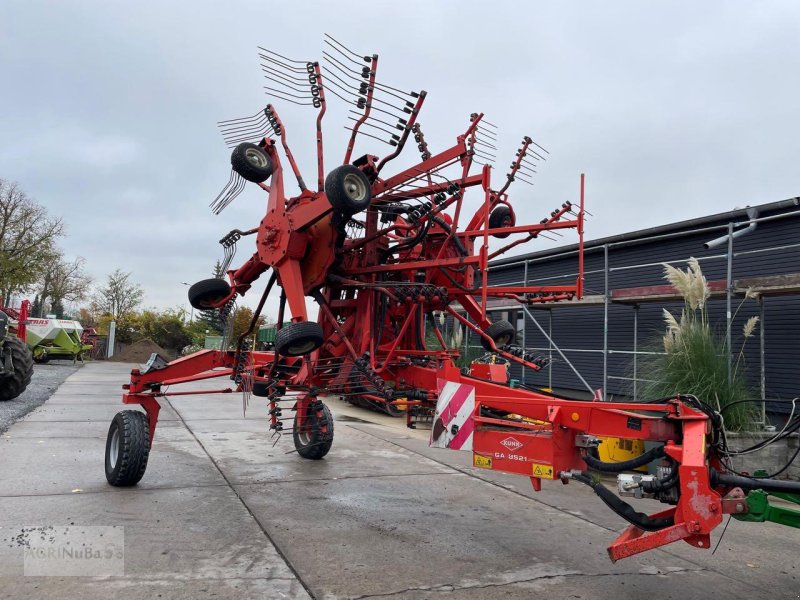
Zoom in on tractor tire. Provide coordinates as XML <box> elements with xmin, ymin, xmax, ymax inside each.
<box><xmin>188</xmin><ymin>278</ymin><xmax>231</xmax><ymax>310</ymax></box>
<box><xmin>231</xmin><ymin>143</ymin><xmax>274</xmax><ymax>183</ymax></box>
<box><xmin>274</xmin><ymin>322</ymin><xmax>324</xmax><ymax>357</ymax></box>
<box><xmin>293</xmin><ymin>401</ymin><xmax>334</xmax><ymax>460</ymax></box>
<box><xmin>489</xmin><ymin>205</ymin><xmax>515</xmax><ymax>238</ymax></box>
<box><xmin>105</xmin><ymin>410</ymin><xmax>150</xmax><ymax>487</ymax></box>
<box><xmin>325</xmin><ymin>165</ymin><xmax>372</xmax><ymax>214</ymax></box>
<box><xmin>0</xmin><ymin>337</ymin><xmax>34</xmax><ymax>401</ymax></box>
<box><xmin>481</xmin><ymin>319</ymin><xmax>516</xmax><ymax>350</ymax></box>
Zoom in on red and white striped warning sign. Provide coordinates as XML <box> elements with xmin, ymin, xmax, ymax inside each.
<box><xmin>429</xmin><ymin>379</ymin><xmax>475</xmax><ymax>451</ymax></box>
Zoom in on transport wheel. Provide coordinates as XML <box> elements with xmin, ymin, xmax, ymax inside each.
<box><xmin>325</xmin><ymin>165</ymin><xmax>372</xmax><ymax>214</ymax></box>
<box><xmin>293</xmin><ymin>401</ymin><xmax>334</xmax><ymax>459</ymax></box>
<box><xmin>274</xmin><ymin>322</ymin><xmax>324</xmax><ymax>356</ymax></box>
<box><xmin>252</xmin><ymin>381</ymin><xmax>269</xmax><ymax>397</ymax></box>
<box><xmin>105</xmin><ymin>410</ymin><xmax>150</xmax><ymax>487</ymax></box>
<box><xmin>489</xmin><ymin>205</ymin><xmax>515</xmax><ymax>238</ymax></box>
<box><xmin>383</xmin><ymin>402</ymin><xmax>404</xmax><ymax>417</ymax></box>
<box><xmin>188</xmin><ymin>278</ymin><xmax>231</xmax><ymax>310</ymax></box>
<box><xmin>0</xmin><ymin>337</ymin><xmax>34</xmax><ymax>401</ymax></box>
<box><xmin>231</xmin><ymin>142</ymin><xmax>274</xmax><ymax>183</ymax></box>
<box><xmin>481</xmin><ymin>319</ymin><xmax>516</xmax><ymax>350</ymax></box>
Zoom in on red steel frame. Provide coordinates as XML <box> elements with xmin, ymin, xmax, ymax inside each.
<box><xmin>117</xmin><ymin>42</ymin><xmax>753</xmax><ymax>562</ymax></box>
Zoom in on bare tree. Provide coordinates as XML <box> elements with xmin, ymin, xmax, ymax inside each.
<box><xmin>0</xmin><ymin>179</ymin><xmax>64</xmax><ymax>302</ymax></box>
<box><xmin>95</xmin><ymin>269</ymin><xmax>144</xmax><ymax>318</ymax></box>
<box><xmin>39</xmin><ymin>254</ymin><xmax>93</xmax><ymax>317</ymax></box>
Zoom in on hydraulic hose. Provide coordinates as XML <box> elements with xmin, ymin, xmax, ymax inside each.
<box><xmin>572</xmin><ymin>472</ymin><xmax>675</xmax><ymax>531</ymax></box>
<box><xmin>712</xmin><ymin>470</ymin><xmax>800</xmax><ymax>494</ymax></box>
<box><xmin>584</xmin><ymin>445</ymin><xmax>666</xmax><ymax>473</ymax></box>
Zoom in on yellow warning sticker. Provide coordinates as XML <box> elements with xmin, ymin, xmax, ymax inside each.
<box><xmin>532</xmin><ymin>463</ymin><xmax>554</xmax><ymax>479</ymax></box>
<box><xmin>473</xmin><ymin>454</ymin><xmax>493</xmax><ymax>469</ymax></box>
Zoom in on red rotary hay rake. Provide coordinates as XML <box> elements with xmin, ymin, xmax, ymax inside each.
<box><xmin>105</xmin><ymin>35</ymin><xmax>800</xmax><ymax>561</ymax></box>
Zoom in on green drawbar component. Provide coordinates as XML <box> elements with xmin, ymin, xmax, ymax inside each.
<box><xmin>733</xmin><ymin>489</ymin><xmax>800</xmax><ymax>529</ymax></box>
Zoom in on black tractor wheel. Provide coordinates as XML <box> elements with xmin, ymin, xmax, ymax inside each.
<box><xmin>489</xmin><ymin>205</ymin><xmax>515</xmax><ymax>238</ymax></box>
<box><xmin>0</xmin><ymin>337</ymin><xmax>34</xmax><ymax>401</ymax></box>
<box><xmin>325</xmin><ymin>165</ymin><xmax>372</xmax><ymax>214</ymax></box>
<box><xmin>274</xmin><ymin>322</ymin><xmax>324</xmax><ymax>357</ymax></box>
<box><xmin>105</xmin><ymin>410</ymin><xmax>150</xmax><ymax>487</ymax></box>
<box><xmin>293</xmin><ymin>401</ymin><xmax>334</xmax><ymax>460</ymax></box>
<box><xmin>188</xmin><ymin>278</ymin><xmax>231</xmax><ymax>310</ymax></box>
<box><xmin>231</xmin><ymin>143</ymin><xmax>274</xmax><ymax>183</ymax></box>
<box><xmin>481</xmin><ymin>319</ymin><xmax>516</xmax><ymax>350</ymax></box>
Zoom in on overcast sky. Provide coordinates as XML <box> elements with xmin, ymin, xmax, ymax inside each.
<box><xmin>2</xmin><ymin>1</ymin><xmax>799</xmax><ymax>320</ymax></box>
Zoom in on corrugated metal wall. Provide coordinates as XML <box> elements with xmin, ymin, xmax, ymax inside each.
<box><xmin>484</xmin><ymin>205</ymin><xmax>800</xmax><ymax>411</ymax></box>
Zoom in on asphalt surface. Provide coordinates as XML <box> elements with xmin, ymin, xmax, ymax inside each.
<box><xmin>0</xmin><ymin>362</ymin><xmax>798</xmax><ymax>599</ymax></box>
<box><xmin>0</xmin><ymin>360</ymin><xmax>81</xmax><ymax>434</ymax></box>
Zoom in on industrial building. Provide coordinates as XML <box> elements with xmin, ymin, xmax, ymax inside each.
<box><xmin>479</xmin><ymin>197</ymin><xmax>800</xmax><ymax>419</ymax></box>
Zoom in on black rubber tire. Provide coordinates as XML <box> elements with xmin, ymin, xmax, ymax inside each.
<box><xmin>325</xmin><ymin>165</ymin><xmax>372</xmax><ymax>214</ymax></box>
<box><xmin>293</xmin><ymin>401</ymin><xmax>334</xmax><ymax>459</ymax></box>
<box><xmin>275</xmin><ymin>322</ymin><xmax>324</xmax><ymax>357</ymax></box>
<box><xmin>383</xmin><ymin>402</ymin><xmax>404</xmax><ymax>417</ymax></box>
<box><xmin>489</xmin><ymin>205</ymin><xmax>515</xmax><ymax>238</ymax></box>
<box><xmin>231</xmin><ymin>143</ymin><xmax>274</xmax><ymax>183</ymax></box>
<box><xmin>252</xmin><ymin>381</ymin><xmax>269</xmax><ymax>397</ymax></box>
<box><xmin>0</xmin><ymin>337</ymin><xmax>34</xmax><ymax>401</ymax></box>
<box><xmin>481</xmin><ymin>319</ymin><xmax>516</xmax><ymax>350</ymax></box>
<box><xmin>105</xmin><ymin>410</ymin><xmax>150</xmax><ymax>486</ymax></box>
<box><xmin>33</xmin><ymin>353</ymin><xmax>50</xmax><ymax>364</ymax></box>
<box><xmin>188</xmin><ymin>278</ymin><xmax>231</xmax><ymax>310</ymax></box>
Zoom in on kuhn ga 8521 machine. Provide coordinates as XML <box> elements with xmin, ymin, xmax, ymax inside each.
<box><xmin>105</xmin><ymin>36</ymin><xmax>800</xmax><ymax>561</ymax></box>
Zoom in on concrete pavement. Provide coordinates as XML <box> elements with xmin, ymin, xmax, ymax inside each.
<box><xmin>0</xmin><ymin>362</ymin><xmax>798</xmax><ymax>599</ymax></box>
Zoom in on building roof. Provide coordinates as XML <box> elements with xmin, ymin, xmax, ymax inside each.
<box><xmin>490</xmin><ymin>196</ymin><xmax>800</xmax><ymax>269</ymax></box>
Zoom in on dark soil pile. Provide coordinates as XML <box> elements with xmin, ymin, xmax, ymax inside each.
<box><xmin>110</xmin><ymin>339</ymin><xmax>171</xmax><ymax>363</ymax></box>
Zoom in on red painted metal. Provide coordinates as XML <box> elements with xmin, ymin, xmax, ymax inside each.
<box><xmin>111</xmin><ymin>38</ymin><xmax>755</xmax><ymax>562</ymax></box>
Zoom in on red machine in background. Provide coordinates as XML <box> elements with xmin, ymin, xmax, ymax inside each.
<box><xmin>105</xmin><ymin>36</ymin><xmax>800</xmax><ymax>562</ymax></box>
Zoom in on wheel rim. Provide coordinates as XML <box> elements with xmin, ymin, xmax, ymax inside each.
<box><xmin>297</xmin><ymin>425</ymin><xmax>312</xmax><ymax>446</ymax></box>
<box><xmin>109</xmin><ymin>427</ymin><xmax>120</xmax><ymax>469</ymax></box>
<box><xmin>288</xmin><ymin>340</ymin><xmax>317</xmax><ymax>355</ymax></box>
<box><xmin>343</xmin><ymin>172</ymin><xmax>368</xmax><ymax>201</ymax></box>
<box><xmin>497</xmin><ymin>334</ymin><xmax>511</xmax><ymax>345</ymax></box>
<box><xmin>245</xmin><ymin>147</ymin><xmax>269</xmax><ymax>168</ymax></box>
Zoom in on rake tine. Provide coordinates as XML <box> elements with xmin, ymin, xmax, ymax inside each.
<box><xmin>476</xmin><ymin>126</ymin><xmax>498</xmax><ymax>140</ymax></box>
<box><xmin>349</xmin><ymin>110</ymin><xmax>405</xmax><ymax>131</ymax></box>
<box><xmin>347</xmin><ymin>116</ymin><xmax>397</xmax><ymax>138</ymax></box>
<box><xmin>258</xmin><ymin>56</ymin><xmax>310</xmax><ymax>78</ymax></box>
<box><xmin>257</xmin><ymin>46</ymin><xmax>309</xmax><ymax>65</ymax></box>
<box><xmin>474</xmin><ymin>139</ymin><xmax>498</xmax><ymax>151</ymax></box>
<box><xmin>258</xmin><ymin>58</ymin><xmax>308</xmax><ymax>79</ymax></box>
<box><xmin>324</xmin><ymin>84</ymin><xmax>359</xmax><ymax>105</ymax></box>
<box><xmin>322</xmin><ymin>67</ymin><xmax>361</xmax><ymax>97</ymax></box>
<box><xmin>261</xmin><ymin>69</ymin><xmax>312</xmax><ymax>92</ymax></box>
<box><xmin>222</xmin><ymin>126</ymin><xmax>274</xmax><ymax>146</ymax></box>
<box><xmin>343</xmin><ymin>126</ymin><xmax>394</xmax><ymax>146</ymax></box>
<box><xmin>209</xmin><ymin>171</ymin><xmax>246</xmax><ymax>215</ymax></box>
<box><xmin>516</xmin><ymin>163</ymin><xmax>537</xmax><ymax>175</ymax></box>
<box><xmin>264</xmin><ymin>86</ymin><xmax>313</xmax><ymax>101</ymax></box>
<box><xmin>263</xmin><ymin>90</ymin><xmax>315</xmax><ymax>106</ymax></box>
<box><xmin>217</xmin><ymin>109</ymin><xmax>268</xmax><ymax>126</ymax></box>
<box><xmin>324</xmin><ymin>33</ymin><xmax>371</xmax><ymax>63</ymax></box>
<box><xmin>218</xmin><ymin>114</ymin><xmax>270</xmax><ymax>135</ymax></box>
<box><xmin>221</xmin><ymin>126</ymin><xmax>273</xmax><ymax>145</ymax></box>
<box><xmin>322</xmin><ymin>51</ymin><xmax>365</xmax><ymax>79</ymax></box>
